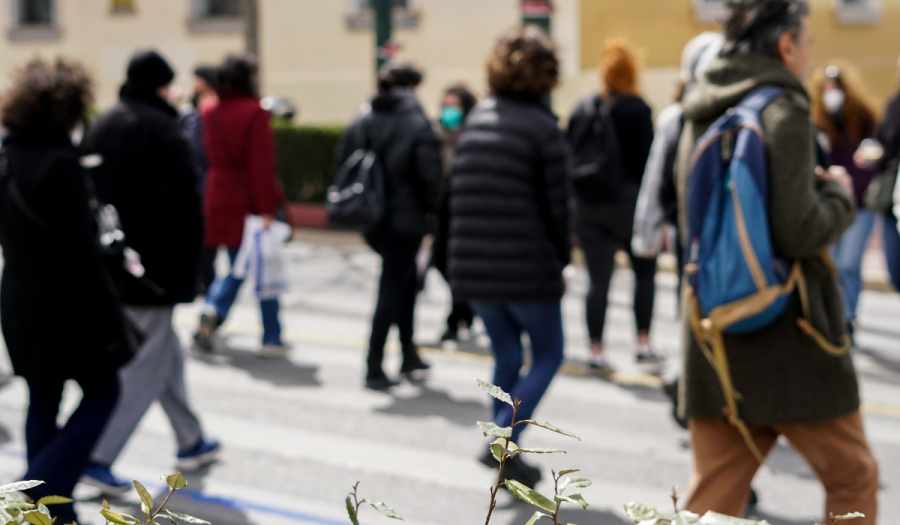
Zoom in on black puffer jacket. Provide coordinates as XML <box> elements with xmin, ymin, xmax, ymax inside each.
<box><xmin>449</xmin><ymin>95</ymin><xmax>571</xmax><ymax>303</ymax></box>
<box><xmin>84</xmin><ymin>84</ymin><xmax>203</xmax><ymax>305</ymax></box>
<box><xmin>567</xmin><ymin>93</ymin><xmax>654</xmax><ymax>241</ymax></box>
<box><xmin>0</xmin><ymin>130</ymin><xmax>136</xmax><ymax>382</ymax></box>
<box><xmin>336</xmin><ymin>88</ymin><xmax>442</xmax><ymax>236</ymax></box>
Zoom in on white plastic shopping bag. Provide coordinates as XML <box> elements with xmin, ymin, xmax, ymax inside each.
<box><xmin>232</xmin><ymin>215</ymin><xmax>292</xmax><ymax>299</ymax></box>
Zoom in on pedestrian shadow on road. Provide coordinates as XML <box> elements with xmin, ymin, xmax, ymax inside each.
<box><xmin>375</xmin><ymin>384</ymin><xmax>490</xmax><ymax>426</ymax></box>
<box><xmin>192</xmin><ymin>347</ymin><xmax>321</xmax><ymax>388</ymax></box>
<box><xmin>853</xmin><ymin>345</ymin><xmax>900</xmax><ymax>380</ymax></box>
<box><xmin>97</xmin><ymin>466</ymin><xmax>259</xmax><ymax>525</ymax></box>
<box><xmin>746</xmin><ymin>508</ymin><xmax>814</xmax><ymax>525</ymax></box>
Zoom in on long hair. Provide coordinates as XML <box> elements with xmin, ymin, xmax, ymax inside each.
<box><xmin>600</xmin><ymin>38</ymin><xmax>640</xmax><ymax>97</ymax></box>
<box><xmin>810</xmin><ymin>64</ymin><xmax>877</xmax><ymax>146</ymax></box>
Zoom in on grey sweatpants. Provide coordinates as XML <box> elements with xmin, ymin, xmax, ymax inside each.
<box><xmin>91</xmin><ymin>306</ymin><xmax>203</xmax><ymax>466</ymax></box>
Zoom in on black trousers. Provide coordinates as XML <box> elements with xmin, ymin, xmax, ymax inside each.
<box><xmin>446</xmin><ymin>301</ymin><xmax>474</xmax><ymax>332</ymax></box>
<box><xmin>578</xmin><ymin>226</ymin><xmax>657</xmax><ymax>343</ymax></box>
<box><xmin>365</xmin><ymin>229</ymin><xmax>423</xmax><ymax>374</ymax></box>
<box><xmin>24</xmin><ymin>374</ymin><xmax>120</xmax><ymax>523</ymax></box>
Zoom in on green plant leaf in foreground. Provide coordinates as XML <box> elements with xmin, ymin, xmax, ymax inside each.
<box><xmin>477</xmin><ymin>421</ymin><xmax>513</xmax><ymax>439</ymax></box>
<box><xmin>165</xmin><ymin>473</ymin><xmax>188</xmax><ymax>490</ymax></box>
<box><xmin>101</xmin><ymin>509</ymin><xmax>130</xmax><ymax>525</ymax></box>
<box><xmin>475</xmin><ymin>379</ymin><xmax>514</xmax><ymax>407</ymax></box>
<box><xmin>363</xmin><ymin>500</ymin><xmax>403</xmax><ymax>521</ymax></box>
<box><xmin>518</xmin><ymin>420</ymin><xmax>581</xmax><ymax>441</ymax></box>
<box><xmin>490</xmin><ymin>438</ymin><xmax>520</xmax><ymax>462</ymax></box>
<box><xmin>517</xmin><ymin>448</ymin><xmax>566</xmax><ymax>454</ymax></box>
<box><xmin>557</xmin><ymin>469</ymin><xmax>580</xmax><ymax>476</ymax></box>
<box><xmin>698</xmin><ymin>511</ymin><xmax>771</xmax><ymax>525</ymax></box>
<box><xmin>345</xmin><ymin>496</ymin><xmax>359</xmax><ymax>525</ymax></box>
<box><xmin>505</xmin><ymin>480</ymin><xmax>556</xmax><ymax>513</ymax></box>
<box><xmin>166</xmin><ymin>510</ymin><xmax>211</xmax><ymax>524</ymax></box>
<box><xmin>0</xmin><ymin>481</ymin><xmax>44</xmax><ymax>495</ymax></box>
<box><xmin>556</xmin><ymin>494</ymin><xmax>589</xmax><ymax>510</ymax></box>
<box><xmin>22</xmin><ymin>510</ymin><xmax>52</xmax><ymax>525</ymax></box>
<box><xmin>0</xmin><ymin>500</ymin><xmax>35</xmax><ymax>512</ymax></box>
<box><xmin>34</xmin><ymin>497</ymin><xmax>72</xmax><ymax>507</ymax></box>
<box><xmin>560</xmin><ymin>477</ymin><xmax>592</xmax><ymax>491</ymax></box>
<box><xmin>134</xmin><ymin>480</ymin><xmax>154</xmax><ymax>517</ymax></box>
<box><xmin>833</xmin><ymin>514</ymin><xmax>865</xmax><ymax>521</ymax></box>
<box><xmin>673</xmin><ymin>511</ymin><xmax>701</xmax><ymax>525</ymax></box>
<box><xmin>525</xmin><ymin>511</ymin><xmax>552</xmax><ymax>525</ymax></box>
<box><xmin>624</xmin><ymin>502</ymin><xmax>666</xmax><ymax>524</ymax></box>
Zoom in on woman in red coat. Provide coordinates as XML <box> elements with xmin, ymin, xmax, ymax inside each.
<box><xmin>194</xmin><ymin>54</ymin><xmax>287</xmax><ymax>356</ymax></box>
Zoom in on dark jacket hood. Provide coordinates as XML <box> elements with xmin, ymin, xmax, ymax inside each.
<box><xmin>371</xmin><ymin>87</ymin><xmax>421</xmax><ymax>113</ymax></box>
<box><xmin>682</xmin><ymin>52</ymin><xmax>808</xmax><ymax>123</ymax></box>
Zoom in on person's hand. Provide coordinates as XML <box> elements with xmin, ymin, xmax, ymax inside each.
<box><xmin>817</xmin><ymin>165</ymin><xmax>855</xmax><ymax>200</ymax></box>
<box><xmin>853</xmin><ymin>149</ymin><xmax>870</xmax><ymax>169</ymax></box>
<box><xmin>261</xmin><ymin>214</ymin><xmax>274</xmax><ymax>229</ymax></box>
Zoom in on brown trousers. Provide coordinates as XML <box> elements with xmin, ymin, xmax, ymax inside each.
<box><xmin>685</xmin><ymin>411</ymin><xmax>879</xmax><ymax>525</ymax></box>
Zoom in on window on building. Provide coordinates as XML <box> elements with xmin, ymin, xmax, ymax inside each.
<box><xmin>18</xmin><ymin>0</ymin><xmax>53</xmax><ymax>25</ymax></box>
<box><xmin>111</xmin><ymin>0</ymin><xmax>136</xmax><ymax>14</ymax></box>
<box><xmin>205</xmin><ymin>0</ymin><xmax>241</xmax><ymax>17</ymax></box>
<box><xmin>346</xmin><ymin>0</ymin><xmax>419</xmax><ymax>30</ymax></box>
<box><xmin>834</xmin><ymin>0</ymin><xmax>881</xmax><ymax>25</ymax></box>
<box><xmin>692</xmin><ymin>0</ymin><xmax>727</xmax><ymax>24</ymax></box>
<box><xmin>189</xmin><ymin>0</ymin><xmax>243</xmax><ymax>34</ymax></box>
<box><xmin>8</xmin><ymin>0</ymin><xmax>59</xmax><ymax>41</ymax></box>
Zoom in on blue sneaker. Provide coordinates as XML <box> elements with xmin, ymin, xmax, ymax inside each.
<box><xmin>176</xmin><ymin>438</ymin><xmax>221</xmax><ymax>471</ymax></box>
<box><xmin>80</xmin><ymin>463</ymin><xmax>132</xmax><ymax>495</ymax></box>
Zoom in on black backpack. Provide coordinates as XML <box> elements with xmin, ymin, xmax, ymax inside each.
<box><xmin>567</xmin><ymin>95</ymin><xmax>625</xmax><ymax>203</ymax></box>
<box><xmin>327</xmin><ymin>110</ymin><xmax>388</xmax><ymax>232</ymax></box>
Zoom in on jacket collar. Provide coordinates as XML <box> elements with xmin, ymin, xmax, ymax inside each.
<box><xmin>119</xmin><ymin>82</ymin><xmax>178</xmax><ymax>118</ymax></box>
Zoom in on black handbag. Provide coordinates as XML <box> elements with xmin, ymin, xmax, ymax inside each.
<box><xmin>865</xmin><ymin>157</ymin><xmax>899</xmax><ymax>213</ymax></box>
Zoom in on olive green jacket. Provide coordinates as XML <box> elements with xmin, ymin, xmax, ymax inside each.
<box><xmin>675</xmin><ymin>53</ymin><xmax>859</xmax><ymax>425</ymax></box>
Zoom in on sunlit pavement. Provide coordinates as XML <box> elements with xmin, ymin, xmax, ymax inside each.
<box><xmin>0</xmin><ymin>235</ymin><xmax>897</xmax><ymax>525</ymax></box>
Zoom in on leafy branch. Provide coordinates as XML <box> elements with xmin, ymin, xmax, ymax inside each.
<box><xmin>476</xmin><ymin>379</ymin><xmax>587</xmax><ymax>525</ymax></box>
<box><xmin>623</xmin><ymin>501</ymin><xmax>866</xmax><ymax>525</ymax></box>
<box><xmin>345</xmin><ymin>482</ymin><xmax>402</xmax><ymax>525</ymax></box>
<box><xmin>0</xmin><ymin>480</ymin><xmax>74</xmax><ymax>525</ymax></box>
<box><xmin>101</xmin><ymin>473</ymin><xmax>209</xmax><ymax>525</ymax></box>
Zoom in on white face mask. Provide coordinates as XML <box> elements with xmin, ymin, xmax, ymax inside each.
<box><xmin>823</xmin><ymin>88</ymin><xmax>846</xmax><ymax>114</ymax></box>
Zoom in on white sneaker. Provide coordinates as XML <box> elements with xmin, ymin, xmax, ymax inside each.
<box><xmin>258</xmin><ymin>343</ymin><xmax>291</xmax><ymax>358</ymax></box>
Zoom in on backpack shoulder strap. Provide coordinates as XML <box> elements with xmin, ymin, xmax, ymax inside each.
<box><xmin>737</xmin><ymin>87</ymin><xmax>785</xmax><ymax>116</ymax></box>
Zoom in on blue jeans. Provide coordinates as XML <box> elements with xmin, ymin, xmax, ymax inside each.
<box><xmin>472</xmin><ymin>301</ymin><xmax>565</xmax><ymax>443</ymax></box>
<box><xmin>830</xmin><ymin>208</ymin><xmax>877</xmax><ymax>321</ymax></box>
<box><xmin>205</xmin><ymin>248</ymin><xmax>282</xmax><ymax>345</ymax></box>
<box><xmin>883</xmin><ymin>212</ymin><xmax>900</xmax><ymax>291</ymax></box>
<box><xmin>25</xmin><ymin>374</ymin><xmax>120</xmax><ymax>524</ymax></box>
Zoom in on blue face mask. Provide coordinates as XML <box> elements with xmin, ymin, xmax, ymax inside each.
<box><xmin>440</xmin><ymin>106</ymin><xmax>464</xmax><ymax>130</ymax></box>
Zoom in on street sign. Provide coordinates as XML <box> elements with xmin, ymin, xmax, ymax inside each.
<box><xmin>522</xmin><ymin>0</ymin><xmax>553</xmax><ymax>18</ymax></box>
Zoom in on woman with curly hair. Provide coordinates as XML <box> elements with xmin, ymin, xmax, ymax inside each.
<box><xmin>566</xmin><ymin>37</ymin><xmax>659</xmax><ymax>375</ymax></box>
<box><xmin>810</xmin><ymin>64</ymin><xmax>879</xmax><ymax>339</ymax></box>
<box><xmin>0</xmin><ymin>58</ymin><xmax>136</xmax><ymax>523</ymax></box>
<box><xmin>448</xmin><ymin>26</ymin><xmax>570</xmax><ymax>489</ymax></box>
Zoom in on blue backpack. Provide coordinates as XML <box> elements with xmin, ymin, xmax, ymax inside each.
<box><xmin>685</xmin><ymin>87</ymin><xmax>797</xmax><ymax>335</ymax></box>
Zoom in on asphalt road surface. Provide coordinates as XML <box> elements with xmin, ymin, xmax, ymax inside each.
<box><xmin>0</xmin><ymin>235</ymin><xmax>896</xmax><ymax>525</ymax></box>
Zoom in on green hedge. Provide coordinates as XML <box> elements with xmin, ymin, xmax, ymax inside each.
<box><xmin>274</xmin><ymin>124</ymin><xmax>345</xmax><ymax>204</ymax></box>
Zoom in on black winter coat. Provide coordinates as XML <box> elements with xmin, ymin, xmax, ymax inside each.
<box><xmin>448</xmin><ymin>96</ymin><xmax>571</xmax><ymax>303</ymax></box>
<box><xmin>0</xmin><ymin>131</ymin><xmax>135</xmax><ymax>382</ymax></box>
<box><xmin>337</xmin><ymin>88</ymin><xmax>442</xmax><ymax>236</ymax></box>
<box><xmin>567</xmin><ymin>93</ymin><xmax>654</xmax><ymax>241</ymax></box>
<box><xmin>84</xmin><ymin>85</ymin><xmax>203</xmax><ymax>305</ymax></box>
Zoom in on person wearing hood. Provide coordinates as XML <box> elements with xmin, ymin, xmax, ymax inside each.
<box><xmin>81</xmin><ymin>50</ymin><xmax>219</xmax><ymax>494</ymax></box>
<box><xmin>335</xmin><ymin>61</ymin><xmax>441</xmax><ymax>390</ymax></box>
<box><xmin>632</xmin><ymin>32</ymin><xmax>724</xmax><ymax>265</ymax></box>
<box><xmin>674</xmin><ymin>1</ymin><xmax>878</xmax><ymax>522</ymax></box>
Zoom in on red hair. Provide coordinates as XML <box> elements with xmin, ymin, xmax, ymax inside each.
<box><xmin>600</xmin><ymin>37</ymin><xmax>640</xmax><ymax>97</ymax></box>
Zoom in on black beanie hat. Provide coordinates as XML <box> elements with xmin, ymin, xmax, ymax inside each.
<box><xmin>126</xmin><ymin>50</ymin><xmax>175</xmax><ymax>90</ymax></box>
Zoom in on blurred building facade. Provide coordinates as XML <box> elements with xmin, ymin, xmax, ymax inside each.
<box><xmin>1</xmin><ymin>0</ymin><xmax>898</xmax><ymax>124</ymax></box>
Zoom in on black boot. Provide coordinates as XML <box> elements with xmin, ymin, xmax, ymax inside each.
<box><xmin>400</xmin><ymin>346</ymin><xmax>430</xmax><ymax>380</ymax></box>
<box><xmin>365</xmin><ymin>368</ymin><xmax>399</xmax><ymax>390</ymax></box>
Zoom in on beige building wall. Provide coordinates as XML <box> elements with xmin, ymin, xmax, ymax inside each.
<box><xmin>0</xmin><ymin>0</ymin><xmax>242</xmax><ymax>114</ymax></box>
